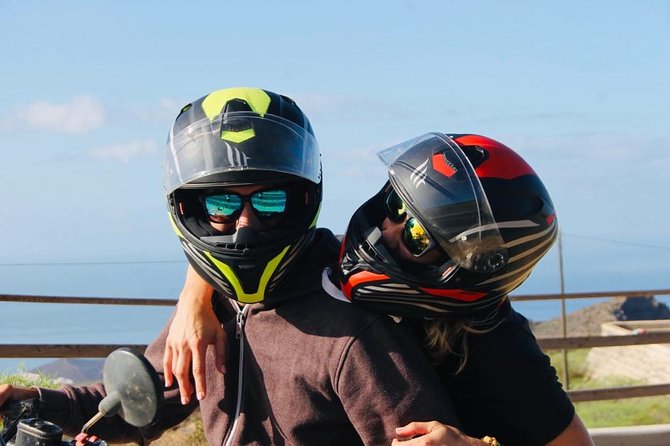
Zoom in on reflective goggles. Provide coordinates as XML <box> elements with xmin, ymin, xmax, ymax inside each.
<box><xmin>384</xmin><ymin>188</ymin><xmax>436</xmax><ymax>257</ymax></box>
<box><xmin>203</xmin><ymin>189</ymin><xmax>287</xmax><ymax>223</ymax></box>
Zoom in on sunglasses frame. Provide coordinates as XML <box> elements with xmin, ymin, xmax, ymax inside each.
<box><xmin>203</xmin><ymin>188</ymin><xmax>288</xmax><ymax>224</ymax></box>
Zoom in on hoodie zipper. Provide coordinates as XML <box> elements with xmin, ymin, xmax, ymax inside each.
<box><xmin>223</xmin><ymin>303</ymin><xmax>250</xmax><ymax>446</ymax></box>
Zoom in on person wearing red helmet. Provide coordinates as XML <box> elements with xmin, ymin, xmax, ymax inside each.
<box><xmin>337</xmin><ymin>133</ymin><xmax>592</xmax><ymax>445</ymax></box>
<box><xmin>164</xmin><ymin>132</ymin><xmax>593</xmax><ymax>445</ymax></box>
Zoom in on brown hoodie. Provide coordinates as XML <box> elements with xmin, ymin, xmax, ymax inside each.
<box><xmin>38</xmin><ymin>229</ymin><xmax>460</xmax><ymax>445</ymax></box>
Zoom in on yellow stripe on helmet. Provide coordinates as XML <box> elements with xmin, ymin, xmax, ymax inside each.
<box><xmin>201</xmin><ymin>87</ymin><xmax>271</xmax><ymax>121</ymax></box>
<box><xmin>204</xmin><ymin>245</ymin><xmax>290</xmax><ymax>303</ymax></box>
<box><xmin>168</xmin><ymin>213</ymin><xmax>184</xmax><ymax>238</ymax></box>
<box><xmin>201</xmin><ymin>87</ymin><xmax>271</xmax><ymax>144</ymax></box>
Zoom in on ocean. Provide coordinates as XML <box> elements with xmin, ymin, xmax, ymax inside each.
<box><xmin>1</xmin><ymin>261</ymin><xmax>669</xmax><ymax>374</ymax></box>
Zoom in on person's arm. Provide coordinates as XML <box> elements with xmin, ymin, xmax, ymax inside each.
<box><xmin>0</xmin><ymin>384</ymin><xmax>39</xmax><ymax>407</ymax></box>
<box><xmin>390</xmin><ymin>418</ymin><xmax>593</xmax><ymax>446</ymax></box>
<box><xmin>547</xmin><ymin>413</ymin><xmax>594</xmax><ymax>446</ymax></box>
<box><xmin>163</xmin><ymin>264</ymin><xmax>226</xmax><ymax>404</ymax></box>
<box><xmin>26</xmin><ymin>314</ymin><xmax>201</xmax><ymax>443</ymax></box>
<box><xmin>447</xmin><ymin>306</ymin><xmax>593</xmax><ymax>445</ymax></box>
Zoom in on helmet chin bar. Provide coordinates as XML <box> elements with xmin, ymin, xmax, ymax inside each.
<box><xmin>200</xmin><ymin>226</ymin><xmax>296</xmax><ymax>250</ymax></box>
<box><xmin>205</xmin><ymin>245</ymin><xmax>291</xmax><ymax>303</ymax></box>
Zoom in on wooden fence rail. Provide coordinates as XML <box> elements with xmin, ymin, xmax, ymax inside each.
<box><xmin>0</xmin><ymin>344</ymin><xmax>146</xmax><ymax>358</ymax></box>
<box><xmin>5</xmin><ymin>331</ymin><xmax>670</xmax><ymax>359</ymax></box>
<box><xmin>509</xmin><ymin>288</ymin><xmax>670</xmax><ymax>301</ymax></box>
<box><xmin>568</xmin><ymin>383</ymin><xmax>670</xmax><ymax>402</ymax></box>
<box><xmin>2</xmin><ymin>288</ymin><xmax>670</xmax><ymax>406</ymax></box>
<box><xmin>2</xmin><ymin>288</ymin><xmax>669</xmax><ymax>305</ymax></box>
<box><xmin>0</xmin><ymin>294</ymin><xmax>177</xmax><ymax>306</ymax></box>
<box><xmin>537</xmin><ymin>332</ymin><xmax>670</xmax><ymax>350</ymax></box>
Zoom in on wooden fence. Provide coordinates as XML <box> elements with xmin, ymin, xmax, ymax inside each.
<box><xmin>3</xmin><ymin>289</ymin><xmax>670</xmax><ymax>445</ymax></box>
<box><xmin>2</xmin><ymin>289</ymin><xmax>670</xmax><ymax>403</ymax></box>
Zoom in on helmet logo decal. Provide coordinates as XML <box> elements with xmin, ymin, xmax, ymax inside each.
<box><xmin>432</xmin><ymin>153</ymin><xmax>457</xmax><ymax>178</ymax></box>
<box><xmin>223</xmin><ymin>141</ymin><xmax>251</xmax><ymax>168</ymax></box>
<box><xmin>410</xmin><ymin>158</ymin><xmax>429</xmax><ymax>187</ymax></box>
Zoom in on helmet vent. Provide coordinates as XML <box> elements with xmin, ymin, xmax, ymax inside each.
<box><xmin>223</xmin><ymin>98</ymin><xmax>254</xmax><ymax>114</ymax></box>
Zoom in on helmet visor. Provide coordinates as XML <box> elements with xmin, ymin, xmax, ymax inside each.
<box><xmin>164</xmin><ymin>112</ymin><xmax>321</xmax><ymax>194</ymax></box>
<box><xmin>377</xmin><ymin>133</ymin><xmax>507</xmax><ymax>272</ymax></box>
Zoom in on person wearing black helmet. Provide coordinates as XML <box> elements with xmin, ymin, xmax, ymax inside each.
<box><xmin>338</xmin><ymin>133</ymin><xmax>592</xmax><ymax>446</ymax></box>
<box><xmin>166</xmin><ymin>132</ymin><xmax>593</xmax><ymax>445</ymax></box>
<box><xmin>0</xmin><ymin>88</ymin><xmax>465</xmax><ymax>445</ymax></box>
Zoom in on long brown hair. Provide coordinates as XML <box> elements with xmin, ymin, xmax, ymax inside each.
<box><xmin>423</xmin><ymin>307</ymin><xmax>503</xmax><ymax>374</ymax></box>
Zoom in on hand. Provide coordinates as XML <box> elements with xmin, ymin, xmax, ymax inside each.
<box><xmin>163</xmin><ymin>265</ymin><xmax>226</xmax><ymax>405</ymax></box>
<box><xmin>0</xmin><ymin>384</ymin><xmax>40</xmax><ymax>409</ymax></box>
<box><xmin>392</xmin><ymin>421</ymin><xmax>485</xmax><ymax>446</ymax></box>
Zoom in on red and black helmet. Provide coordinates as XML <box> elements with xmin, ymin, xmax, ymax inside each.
<box><xmin>337</xmin><ymin>133</ymin><xmax>557</xmax><ymax>318</ymax></box>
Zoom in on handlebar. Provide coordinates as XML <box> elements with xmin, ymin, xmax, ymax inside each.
<box><xmin>1</xmin><ymin>399</ymin><xmax>40</xmax><ymax>445</ymax></box>
<box><xmin>1</xmin><ymin>348</ymin><xmax>160</xmax><ymax>446</ymax></box>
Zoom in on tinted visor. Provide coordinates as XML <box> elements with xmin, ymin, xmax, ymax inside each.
<box><xmin>164</xmin><ymin>112</ymin><xmax>320</xmax><ymax>194</ymax></box>
<box><xmin>377</xmin><ymin>133</ymin><xmax>506</xmax><ymax>272</ymax></box>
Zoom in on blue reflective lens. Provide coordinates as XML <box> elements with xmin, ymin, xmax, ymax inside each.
<box><xmin>250</xmin><ymin>190</ymin><xmax>288</xmax><ymax>217</ymax></box>
<box><xmin>204</xmin><ymin>189</ymin><xmax>287</xmax><ymax>223</ymax></box>
<box><xmin>205</xmin><ymin>194</ymin><xmax>243</xmax><ymax>218</ymax></box>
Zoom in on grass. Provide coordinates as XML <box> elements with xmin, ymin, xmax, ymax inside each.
<box><xmin>547</xmin><ymin>349</ymin><xmax>670</xmax><ymax>428</ymax></box>
<box><xmin>0</xmin><ymin>367</ymin><xmax>64</xmax><ymax>389</ymax></box>
<box><xmin>0</xmin><ymin>368</ymin><xmax>63</xmax><ymax>432</ymax></box>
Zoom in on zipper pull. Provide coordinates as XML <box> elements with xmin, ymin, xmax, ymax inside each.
<box><xmin>235</xmin><ymin>308</ymin><xmax>246</xmax><ymax>339</ymax></box>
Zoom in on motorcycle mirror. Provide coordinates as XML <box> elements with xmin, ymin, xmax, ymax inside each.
<box><xmin>99</xmin><ymin>348</ymin><xmax>162</xmax><ymax>428</ymax></box>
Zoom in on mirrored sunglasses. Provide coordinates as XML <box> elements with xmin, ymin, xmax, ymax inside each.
<box><xmin>204</xmin><ymin>189</ymin><xmax>288</xmax><ymax>224</ymax></box>
<box><xmin>384</xmin><ymin>189</ymin><xmax>436</xmax><ymax>257</ymax></box>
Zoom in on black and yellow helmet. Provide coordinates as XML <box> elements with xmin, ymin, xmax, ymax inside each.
<box><xmin>163</xmin><ymin>87</ymin><xmax>322</xmax><ymax>303</ymax></box>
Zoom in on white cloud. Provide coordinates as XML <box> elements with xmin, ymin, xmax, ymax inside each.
<box><xmin>17</xmin><ymin>96</ymin><xmax>105</xmax><ymax>134</ymax></box>
<box><xmin>124</xmin><ymin>97</ymin><xmax>182</xmax><ymax>123</ymax></box>
<box><xmin>88</xmin><ymin>139</ymin><xmax>159</xmax><ymax>164</ymax></box>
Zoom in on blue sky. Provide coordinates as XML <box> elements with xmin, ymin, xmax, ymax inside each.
<box><xmin>1</xmin><ymin>1</ymin><xmax>669</xmax><ymax>300</ymax></box>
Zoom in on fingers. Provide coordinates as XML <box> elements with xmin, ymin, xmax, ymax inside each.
<box><xmin>391</xmin><ymin>435</ymin><xmax>427</xmax><ymax>446</ymax></box>
<box><xmin>393</xmin><ymin>421</ymin><xmax>472</xmax><ymax>446</ymax></box>
<box><xmin>395</xmin><ymin>421</ymin><xmax>431</xmax><ymax>437</ymax></box>
<box><xmin>163</xmin><ymin>346</ymin><xmax>174</xmax><ymax>388</ymax></box>
<box><xmin>0</xmin><ymin>384</ymin><xmax>40</xmax><ymax>408</ymax></box>
<box><xmin>192</xmin><ymin>339</ymin><xmax>208</xmax><ymax>401</ymax></box>
<box><xmin>174</xmin><ymin>347</ymin><xmax>193</xmax><ymax>405</ymax></box>
<box><xmin>0</xmin><ymin>383</ymin><xmax>13</xmax><ymax>408</ymax></box>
